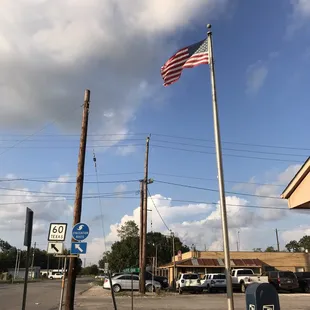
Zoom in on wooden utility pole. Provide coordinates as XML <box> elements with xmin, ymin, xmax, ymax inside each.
<box><xmin>140</xmin><ymin>136</ymin><xmax>150</xmax><ymax>294</ymax></box>
<box><xmin>65</xmin><ymin>89</ymin><xmax>90</xmax><ymax>310</ymax></box>
<box><xmin>138</xmin><ymin>180</ymin><xmax>144</xmax><ymax>292</ymax></box>
<box><xmin>275</xmin><ymin>229</ymin><xmax>280</xmax><ymax>252</ymax></box>
<box><xmin>171</xmin><ymin>232</ymin><xmax>176</xmax><ymax>287</ymax></box>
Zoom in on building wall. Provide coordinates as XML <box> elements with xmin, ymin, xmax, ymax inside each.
<box><xmin>288</xmin><ymin>173</ymin><xmax>310</xmax><ymax>208</ymax></box>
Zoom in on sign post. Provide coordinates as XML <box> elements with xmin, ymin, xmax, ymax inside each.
<box><xmin>21</xmin><ymin>208</ymin><xmax>34</xmax><ymax>310</ymax></box>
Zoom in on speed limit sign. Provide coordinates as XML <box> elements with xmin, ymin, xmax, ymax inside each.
<box><xmin>48</xmin><ymin>223</ymin><xmax>68</xmax><ymax>241</ymax></box>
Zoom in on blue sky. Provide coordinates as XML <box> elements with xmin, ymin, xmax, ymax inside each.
<box><xmin>1</xmin><ymin>0</ymin><xmax>310</xmax><ymax>264</ymax></box>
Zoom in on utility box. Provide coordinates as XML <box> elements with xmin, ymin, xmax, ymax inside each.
<box><xmin>246</xmin><ymin>283</ymin><xmax>280</xmax><ymax>310</ymax></box>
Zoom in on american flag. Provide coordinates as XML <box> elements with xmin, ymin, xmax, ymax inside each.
<box><xmin>161</xmin><ymin>39</ymin><xmax>209</xmax><ymax>86</ymax></box>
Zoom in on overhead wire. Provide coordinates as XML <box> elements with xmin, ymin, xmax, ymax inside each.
<box><xmin>92</xmin><ymin>150</ymin><xmax>107</xmax><ymax>252</ymax></box>
<box><xmin>147</xmin><ymin>189</ymin><xmax>170</xmax><ymax>231</ymax></box>
<box><xmin>154</xmin><ymin>180</ymin><xmax>283</xmax><ymax>199</ymax></box>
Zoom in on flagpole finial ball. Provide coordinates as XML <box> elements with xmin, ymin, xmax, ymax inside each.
<box><xmin>207</xmin><ymin>24</ymin><xmax>212</xmax><ymax>29</ymax></box>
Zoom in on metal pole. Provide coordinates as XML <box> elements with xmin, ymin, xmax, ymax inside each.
<box><xmin>21</xmin><ymin>245</ymin><xmax>31</xmax><ymax>310</ymax></box>
<box><xmin>59</xmin><ymin>256</ymin><xmax>67</xmax><ymax>310</ymax></box>
<box><xmin>17</xmin><ymin>250</ymin><xmax>21</xmax><ymax>278</ymax></box>
<box><xmin>108</xmin><ymin>271</ymin><xmax>118</xmax><ymax>310</ymax></box>
<box><xmin>275</xmin><ymin>229</ymin><xmax>280</xmax><ymax>252</ymax></box>
<box><xmin>172</xmin><ymin>232</ymin><xmax>176</xmax><ymax>288</ymax></box>
<box><xmin>30</xmin><ymin>242</ymin><xmax>36</xmax><ymax>279</ymax></box>
<box><xmin>131</xmin><ymin>273</ymin><xmax>133</xmax><ymax>310</ymax></box>
<box><xmin>14</xmin><ymin>249</ymin><xmax>19</xmax><ymax>281</ymax></box>
<box><xmin>207</xmin><ymin>24</ymin><xmax>234</xmax><ymax>310</ymax></box>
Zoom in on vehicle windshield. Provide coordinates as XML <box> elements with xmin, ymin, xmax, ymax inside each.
<box><xmin>236</xmin><ymin>270</ymin><xmax>253</xmax><ymax>275</ymax></box>
<box><xmin>213</xmin><ymin>274</ymin><xmax>226</xmax><ymax>279</ymax></box>
<box><xmin>183</xmin><ymin>274</ymin><xmax>199</xmax><ymax>280</ymax></box>
<box><xmin>279</xmin><ymin>272</ymin><xmax>295</xmax><ymax>279</ymax></box>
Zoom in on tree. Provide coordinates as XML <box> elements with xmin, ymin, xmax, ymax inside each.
<box><xmin>117</xmin><ymin>221</ymin><xmax>139</xmax><ymax>240</ymax></box>
<box><xmin>285</xmin><ymin>240</ymin><xmax>301</xmax><ymax>252</ymax></box>
<box><xmin>253</xmin><ymin>248</ymin><xmax>262</xmax><ymax>252</ymax></box>
<box><xmin>299</xmin><ymin>235</ymin><xmax>310</xmax><ymax>251</ymax></box>
<box><xmin>82</xmin><ymin>264</ymin><xmax>99</xmax><ymax>275</ymax></box>
<box><xmin>265</xmin><ymin>246</ymin><xmax>276</xmax><ymax>252</ymax></box>
<box><xmin>98</xmin><ymin>221</ymin><xmax>190</xmax><ymax>272</ymax></box>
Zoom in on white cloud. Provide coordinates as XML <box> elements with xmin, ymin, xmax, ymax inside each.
<box><xmin>286</xmin><ymin>0</ymin><xmax>310</xmax><ymax>36</ymax></box>
<box><xmin>0</xmin><ymin>174</ymin><xmax>73</xmax><ymax>236</ymax></box>
<box><xmin>245</xmin><ymin>60</ymin><xmax>268</xmax><ymax>94</ymax></box>
<box><xmin>0</xmin><ymin>0</ymin><xmax>229</xmax><ymax>151</ymax></box>
<box><xmin>86</xmin><ymin>164</ymin><xmax>306</xmax><ymax>264</ymax></box>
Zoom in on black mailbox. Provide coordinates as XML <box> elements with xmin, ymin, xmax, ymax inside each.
<box><xmin>246</xmin><ymin>282</ymin><xmax>280</xmax><ymax>310</ymax></box>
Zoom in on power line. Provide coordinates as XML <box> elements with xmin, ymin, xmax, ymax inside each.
<box><xmin>0</xmin><ymin>178</ymin><xmax>140</xmax><ymax>184</ymax></box>
<box><xmin>92</xmin><ymin>150</ymin><xmax>107</xmax><ymax>252</ymax></box>
<box><xmin>147</xmin><ymin>189</ymin><xmax>170</xmax><ymax>231</ymax></box>
<box><xmin>0</xmin><ymin>172</ymin><xmax>288</xmax><ymax>187</ymax></box>
<box><xmin>151</xmin><ymin>139</ymin><xmax>307</xmax><ymax>157</ymax></box>
<box><xmin>151</xmin><ymin>144</ymin><xmax>302</xmax><ymax>163</ymax></box>
<box><xmin>151</xmin><ymin>133</ymin><xmax>310</xmax><ymax>152</ymax></box>
<box><xmin>0</xmin><ymin>195</ymin><xmax>290</xmax><ymax>211</ymax></box>
<box><xmin>154</xmin><ymin>180</ymin><xmax>283</xmax><ymax>199</ymax></box>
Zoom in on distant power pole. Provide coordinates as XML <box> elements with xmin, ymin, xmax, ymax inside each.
<box><xmin>140</xmin><ymin>136</ymin><xmax>150</xmax><ymax>294</ymax></box>
<box><xmin>65</xmin><ymin>90</ymin><xmax>90</xmax><ymax>310</ymax></box>
<box><xmin>275</xmin><ymin>229</ymin><xmax>280</xmax><ymax>252</ymax></box>
<box><xmin>139</xmin><ymin>180</ymin><xmax>144</xmax><ymax>293</ymax></box>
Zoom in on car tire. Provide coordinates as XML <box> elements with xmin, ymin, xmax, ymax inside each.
<box><xmin>146</xmin><ymin>285</ymin><xmax>155</xmax><ymax>292</ymax></box>
<box><xmin>207</xmin><ymin>285</ymin><xmax>212</xmax><ymax>293</ymax></box>
<box><xmin>304</xmin><ymin>285</ymin><xmax>310</xmax><ymax>293</ymax></box>
<box><xmin>178</xmin><ymin>287</ymin><xmax>183</xmax><ymax>295</ymax></box>
<box><xmin>113</xmin><ymin>284</ymin><xmax>121</xmax><ymax>293</ymax></box>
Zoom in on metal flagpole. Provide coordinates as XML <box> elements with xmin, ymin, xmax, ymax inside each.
<box><xmin>207</xmin><ymin>24</ymin><xmax>234</xmax><ymax>310</ymax></box>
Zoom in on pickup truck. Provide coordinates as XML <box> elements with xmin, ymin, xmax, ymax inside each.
<box><xmin>231</xmin><ymin>269</ymin><xmax>268</xmax><ymax>293</ymax></box>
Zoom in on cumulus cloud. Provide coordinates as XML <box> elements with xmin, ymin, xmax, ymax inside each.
<box><xmin>0</xmin><ymin>174</ymin><xmax>73</xmax><ymax>236</ymax></box>
<box><xmin>85</xmin><ymin>164</ymin><xmax>304</xmax><ymax>264</ymax></box>
<box><xmin>287</xmin><ymin>0</ymin><xmax>310</xmax><ymax>36</ymax></box>
<box><xmin>0</xmin><ymin>0</ymin><xmax>229</xmax><ymax>152</ymax></box>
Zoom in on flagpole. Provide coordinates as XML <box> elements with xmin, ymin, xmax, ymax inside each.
<box><xmin>207</xmin><ymin>24</ymin><xmax>234</xmax><ymax>310</ymax></box>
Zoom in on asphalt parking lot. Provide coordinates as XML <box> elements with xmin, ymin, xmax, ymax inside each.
<box><xmin>76</xmin><ymin>286</ymin><xmax>310</xmax><ymax>310</ymax></box>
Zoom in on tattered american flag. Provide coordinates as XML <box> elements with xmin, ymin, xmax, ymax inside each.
<box><xmin>161</xmin><ymin>39</ymin><xmax>209</xmax><ymax>86</ymax></box>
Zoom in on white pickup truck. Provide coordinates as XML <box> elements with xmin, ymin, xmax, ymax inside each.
<box><xmin>231</xmin><ymin>269</ymin><xmax>268</xmax><ymax>293</ymax></box>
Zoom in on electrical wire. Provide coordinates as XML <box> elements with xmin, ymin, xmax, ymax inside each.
<box><xmin>92</xmin><ymin>150</ymin><xmax>107</xmax><ymax>252</ymax></box>
<box><xmin>147</xmin><ymin>189</ymin><xmax>170</xmax><ymax>231</ymax></box>
<box><xmin>152</xmin><ymin>139</ymin><xmax>307</xmax><ymax>158</ymax></box>
<box><xmin>151</xmin><ymin>144</ymin><xmax>302</xmax><ymax>163</ymax></box>
<box><xmin>154</xmin><ymin>180</ymin><xmax>283</xmax><ymax>199</ymax></box>
<box><xmin>0</xmin><ymin>195</ymin><xmax>291</xmax><ymax>211</ymax></box>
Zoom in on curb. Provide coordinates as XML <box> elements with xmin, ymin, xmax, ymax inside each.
<box><xmin>79</xmin><ymin>285</ymin><xmax>94</xmax><ymax>295</ymax></box>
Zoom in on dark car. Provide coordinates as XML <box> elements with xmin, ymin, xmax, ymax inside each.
<box><xmin>295</xmin><ymin>272</ymin><xmax>310</xmax><ymax>293</ymax></box>
<box><xmin>266</xmin><ymin>271</ymin><xmax>299</xmax><ymax>292</ymax></box>
<box><xmin>133</xmin><ymin>271</ymin><xmax>169</xmax><ymax>289</ymax></box>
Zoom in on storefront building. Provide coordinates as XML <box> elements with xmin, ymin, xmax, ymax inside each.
<box><xmin>159</xmin><ymin>250</ymin><xmax>310</xmax><ymax>286</ymax></box>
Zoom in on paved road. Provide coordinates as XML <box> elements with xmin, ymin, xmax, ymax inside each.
<box><xmin>0</xmin><ymin>277</ymin><xmax>93</xmax><ymax>310</ymax></box>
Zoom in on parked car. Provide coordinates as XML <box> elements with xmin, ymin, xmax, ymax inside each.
<box><xmin>295</xmin><ymin>272</ymin><xmax>310</xmax><ymax>293</ymax></box>
<box><xmin>265</xmin><ymin>270</ymin><xmax>299</xmax><ymax>292</ymax></box>
<box><xmin>103</xmin><ymin>273</ymin><xmax>161</xmax><ymax>293</ymax></box>
<box><xmin>95</xmin><ymin>274</ymin><xmax>106</xmax><ymax>280</ymax></box>
<box><xmin>201</xmin><ymin>273</ymin><xmax>226</xmax><ymax>293</ymax></box>
<box><xmin>231</xmin><ymin>269</ymin><xmax>269</xmax><ymax>293</ymax></box>
<box><xmin>49</xmin><ymin>272</ymin><xmax>63</xmax><ymax>280</ymax></box>
<box><xmin>176</xmin><ymin>273</ymin><xmax>203</xmax><ymax>294</ymax></box>
<box><xmin>132</xmin><ymin>271</ymin><xmax>169</xmax><ymax>289</ymax></box>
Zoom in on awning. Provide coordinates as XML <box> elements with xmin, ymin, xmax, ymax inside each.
<box><xmin>174</xmin><ymin>258</ymin><xmax>262</xmax><ymax>267</ymax></box>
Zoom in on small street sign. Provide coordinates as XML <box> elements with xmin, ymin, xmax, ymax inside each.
<box><xmin>47</xmin><ymin>242</ymin><xmax>64</xmax><ymax>254</ymax></box>
<box><xmin>48</xmin><ymin>223</ymin><xmax>67</xmax><ymax>241</ymax></box>
<box><xmin>71</xmin><ymin>242</ymin><xmax>87</xmax><ymax>254</ymax></box>
<box><xmin>72</xmin><ymin>223</ymin><xmax>90</xmax><ymax>241</ymax></box>
<box><xmin>104</xmin><ymin>263</ymin><xmax>109</xmax><ymax>273</ymax></box>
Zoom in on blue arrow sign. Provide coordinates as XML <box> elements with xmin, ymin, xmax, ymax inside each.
<box><xmin>72</xmin><ymin>223</ymin><xmax>90</xmax><ymax>241</ymax></box>
<box><xmin>71</xmin><ymin>242</ymin><xmax>87</xmax><ymax>254</ymax></box>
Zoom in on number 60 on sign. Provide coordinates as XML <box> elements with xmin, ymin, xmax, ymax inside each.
<box><xmin>48</xmin><ymin>223</ymin><xmax>68</xmax><ymax>241</ymax></box>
